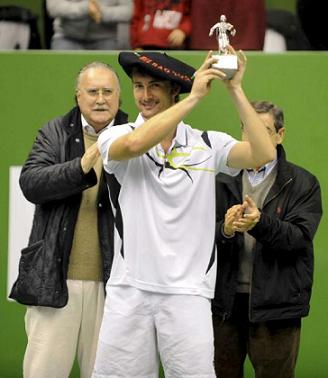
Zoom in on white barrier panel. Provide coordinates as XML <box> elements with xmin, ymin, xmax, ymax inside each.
<box><xmin>7</xmin><ymin>166</ymin><xmax>34</xmax><ymax>299</ymax></box>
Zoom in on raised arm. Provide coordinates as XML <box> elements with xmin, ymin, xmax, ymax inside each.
<box><xmin>108</xmin><ymin>52</ymin><xmax>226</xmax><ymax>161</ymax></box>
<box><xmin>20</xmin><ymin>122</ymin><xmax>98</xmax><ymax>204</ymax></box>
<box><xmin>224</xmin><ymin>47</ymin><xmax>276</xmax><ymax>169</ymax></box>
<box><xmin>209</xmin><ymin>23</ymin><xmax>219</xmax><ymax>36</ymax></box>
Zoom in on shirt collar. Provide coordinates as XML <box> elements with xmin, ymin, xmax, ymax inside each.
<box><xmin>247</xmin><ymin>156</ymin><xmax>278</xmax><ymax>175</ymax></box>
<box><xmin>174</xmin><ymin>121</ymin><xmax>188</xmax><ymax>147</ymax></box>
<box><xmin>81</xmin><ymin>114</ymin><xmax>114</xmax><ymax>136</ymax></box>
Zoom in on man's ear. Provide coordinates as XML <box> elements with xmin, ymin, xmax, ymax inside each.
<box><xmin>276</xmin><ymin>127</ymin><xmax>286</xmax><ymax>144</ymax></box>
<box><xmin>74</xmin><ymin>91</ymin><xmax>79</xmax><ymax>105</ymax></box>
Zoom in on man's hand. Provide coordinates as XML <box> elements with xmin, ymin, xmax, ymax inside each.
<box><xmin>190</xmin><ymin>51</ymin><xmax>227</xmax><ymax>101</ymax></box>
<box><xmin>167</xmin><ymin>29</ymin><xmax>186</xmax><ymax>47</ymax></box>
<box><xmin>223</xmin><ymin>45</ymin><xmax>247</xmax><ymax>89</ymax></box>
<box><xmin>223</xmin><ymin>204</ymin><xmax>245</xmax><ymax>236</ymax></box>
<box><xmin>88</xmin><ymin>0</ymin><xmax>102</xmax><ymax>23</ymax></box>
<box><xmin>232</xmin><ymin>195</ymin><xmax>261</xmax><ymax>233</ymax></box>
<box><xmin>81</xmin><ymin>142</ymin><xmax>100</xmax><ymax>174</ymax></box>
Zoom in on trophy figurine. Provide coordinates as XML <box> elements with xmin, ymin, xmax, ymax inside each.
<box><xmin>209</xmin><ymin>14</ymin><xmax>237</xmax><ymax>79</ymax></box>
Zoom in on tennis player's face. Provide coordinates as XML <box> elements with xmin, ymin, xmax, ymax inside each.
<box><xmin>132</xmin><ymin>73</ymin><xmax>178</xmax><ymax>120</ymax></box>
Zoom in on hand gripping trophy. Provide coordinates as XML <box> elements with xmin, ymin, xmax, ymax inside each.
<box><xmin>209</xmin><ymin>14</ymin><xmax>237</xmax><ymax>79</ymax></box>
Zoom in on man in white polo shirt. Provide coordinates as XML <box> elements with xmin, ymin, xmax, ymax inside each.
<box><xmin>93</xmin><ymin>50</ymin><xmax>276</xmax><ymax>377</ymax></box>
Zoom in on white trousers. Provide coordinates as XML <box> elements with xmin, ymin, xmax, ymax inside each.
<box><xmin>0</xmin><ymin>21</ymin><xmax>30</xmax><ymax>49</ymax></box>
<box><xmin>23</xmin><ymin>280</ymin><xmax>104</xmax><ymax>378</ymax></box>
<box><xmin>93</xmin><ymin>286</ymin><xmax>216</xmax><ymax>378</ymax></box>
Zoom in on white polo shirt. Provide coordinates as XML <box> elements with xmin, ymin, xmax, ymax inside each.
<box><xmin>98</xmin><ymin>114</ymin><xmax>239</xmax><ymax>298</ymax></box>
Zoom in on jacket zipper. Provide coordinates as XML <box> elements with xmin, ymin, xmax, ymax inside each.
<box><xmin>263</xmin><ymin>177</ymin><xmax>293</xmax><ymax>208</ymax></box>
<box><xmin>248</xmin><ymin>177</ymin><xmax>293</xmax><ymax>321</ymax></box>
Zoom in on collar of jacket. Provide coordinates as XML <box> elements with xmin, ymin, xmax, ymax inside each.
<box><xmin>58</xmin><ymin>106</ymin><xmax>129</xmax><ymax>162</ymax></box>
<box><xmin>216</xmin><ymin>144</ymin><xmax>295</xmax><ymax>202</ymax></box>
<box><xmin>61</xmin><ymin>106</ymin><xmax>129</xmax><ymax>135</ymax></box>
<box><xmin>268</xmin><ymin>144</ymin><xmax>294</xmax><ymax>200</ymax></box>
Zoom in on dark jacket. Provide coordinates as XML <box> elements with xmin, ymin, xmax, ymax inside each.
<box><xmin>9</xmin><ymin>106</ymin><xmax>128</xmax><ymax>308</ymax></box>
<box><xmin>213</xmin><ymin>145</ymin><xmax>322</xmax><ymax>322</ymax></box>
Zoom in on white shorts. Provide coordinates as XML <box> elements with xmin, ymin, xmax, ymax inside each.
<box><xmin>93</xmin><ymin>286</ymin><xmax>216</xmax><ymax>378</ymax></box>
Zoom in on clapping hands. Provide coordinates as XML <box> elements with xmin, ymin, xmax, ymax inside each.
<box><xmin>223</xmin><ymin>195</ymin><xmax>261</xmax><ymax>236</ymax></box>
<box><xmin>88</xmin><ymin>0</ymin><xmax>102</xmax><ymax>23</ymax></box>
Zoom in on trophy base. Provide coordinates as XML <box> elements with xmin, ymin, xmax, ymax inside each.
<box><xmin>212</xmin><ymin>54</ymin><xmax>238</xmax><ymax>80</ymax></box>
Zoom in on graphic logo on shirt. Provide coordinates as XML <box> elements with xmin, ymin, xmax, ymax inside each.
<box><xmin>146</xmin><ymin>146</ymin><xmax>215</xmax><ymax>182</ymax></box>
<box><xmin>153</xmin><ymin>10</ymin><xmax>182</xmax><ymax>30</ymax></box>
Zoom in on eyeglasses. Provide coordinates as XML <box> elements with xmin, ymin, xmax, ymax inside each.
<box><xmin>79</xmin><ymin>88</ymin><xmax>116</xmax><ymax>98</ymax></box>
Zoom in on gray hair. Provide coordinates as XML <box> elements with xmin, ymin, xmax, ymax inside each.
<box><xmin>251</xmin><ymin>100</ymin><xmax>284</xmax><ymax>131</ymax></box>
<box><xmin>76</xmin><ymin>61</ymin><xmax>121</xmax><ymax>90</ymax></box>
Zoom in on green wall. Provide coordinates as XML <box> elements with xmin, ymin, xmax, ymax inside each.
<box><xmin>1</xmin><ymin>51</ymin><xmax>327</xmax><ymax>377</ymax></box>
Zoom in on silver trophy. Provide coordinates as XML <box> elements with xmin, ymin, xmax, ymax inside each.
<box><xmin>209</xmin><ymin>15</ymin><xmax>237</xmax><ymax>79</ymax></box>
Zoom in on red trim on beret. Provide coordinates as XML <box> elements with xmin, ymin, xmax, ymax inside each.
<box><xmin>118</xmin><ymin>52</ymin><xmax>196</xmax><ymax>93</ymax></box>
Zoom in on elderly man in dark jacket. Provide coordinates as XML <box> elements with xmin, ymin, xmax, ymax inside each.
<box><xmin>213</xmin><ymin>100</ymin><xmax>322</xmax><ymax>378</ymax></box>
<box><xmin>10</xmin><ymin>62</ymin><xmax>128</xmax><ymax>378</ymax></box>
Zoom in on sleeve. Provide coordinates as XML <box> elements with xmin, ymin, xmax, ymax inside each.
<box><xmin>215</xmin><ymin>219</ymin><xmax>237</xmax><ymax>248</ymax></box>
<box><xmin>19</xmin><ymin>123</ymin><xmax>97</xmax><ymax>205</ymax></box>
<box><xmin>209</xmin><ymin>131</ymin><xmax>240</xmax><ymax>176</ymax></box>
<box><xmin>130</xmin><ymin>0</ymin><xmax>143</xmax><ymax>49</ymax></box>
<box><xmin>215</xmin><ymin>177</ymin><xmax>239</xmax><ymax>250</ymax></box>
<box><xmin>100</xmin><ymin>0</ymin><xmax>133</xmax><ymax>23</ymax></box>
<box><xmin>177</xmin><ymin>0</ymin><xmax>191</xmax><ymax>36</ymax></box>
<box><xmin>46</xmin><ymin>0</ymin><xmax>89</xmax><ymax>19</ymax></box>
<box><xmin>98</xmin><ymin>123</ymin><xmax>131</xmax><ymax>174</ymax></box>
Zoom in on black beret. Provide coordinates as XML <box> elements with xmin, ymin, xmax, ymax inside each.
<box><xmin>118</xmin><ymin>51</ymin><xmax>196</xmax><ymax>93</ymax></box>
